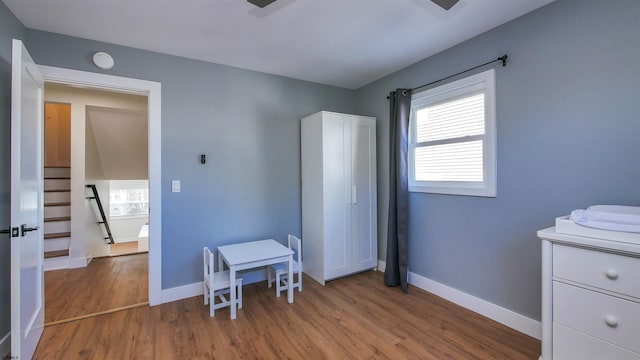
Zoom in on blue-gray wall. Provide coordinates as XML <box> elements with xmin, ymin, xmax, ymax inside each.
<box><xmin>24</xmin><ymin>30</ymin><xmax>357</xmax><ymax>288</ymax></box>
<box><xmin>0</xmin><ymin>0</ymin><xmax>26</xmax><ymax>346</ymax></box>
<box><xmin>355</xmin><ymin>0</ymin><xmax>640</xmax><ymax>319</ymax></box>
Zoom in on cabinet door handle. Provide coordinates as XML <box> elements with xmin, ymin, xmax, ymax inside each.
<box><xmin>604</xmin><ymin>269</ymin><xmax>618</xmax><ymax>280</ymax></box>
<box><xmin>604</xmin><ymin>315</ymin><xmax>618</xmax><ymax>328</ymax></box>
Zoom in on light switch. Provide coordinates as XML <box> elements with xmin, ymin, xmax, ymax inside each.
<box><xmin>171</xmin><ymin>180</ymin><xmax>181</xmax><ymax>193</ymax></box>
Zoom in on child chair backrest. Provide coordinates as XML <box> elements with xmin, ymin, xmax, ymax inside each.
<box><xmin>203</xmin><ymin>246</ymin><xmax>214</xmax><ymax>285</ymax></box>
<box><xmin>288</xmin><ymin>234</ymin><xmax>301</xmax><ymax>263</ymax></box>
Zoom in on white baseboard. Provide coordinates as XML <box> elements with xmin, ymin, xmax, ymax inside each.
<box><xmin>162</xmin><ymin>282</ymin><xmax>204</xmax><ymax>304</ymax></box>
<box><xmin>44</xmin><ymin>256</ymin><xmax>69</xmax><ymax>271</ymax></box>
<box><xmin>69</xmin><ymin>256</ymin><xmax>88</xmax><ymax>269</ymax></box>
<box><xmin>0</xmin><ymin>331</ymin><xmax>10</xmax><ymax>360</ymax></box>
<box><xmin>113</xmin><ymin>237</ymin><xmax>139</xmax><ymax>244</ymax></box>
<box><xmin>376</xmin><ymin>260</ymin><xmax>541</xmax><ymax>339</ymax></box>
<box><xmin>161</xmin><ymin>269</ymin><xmax>269</xmax><ymax>304</ymax></box>
<box><xmin>43</xmin><ymin>255</ymin><xmax>87</xmax><ymax>271</ymax></box>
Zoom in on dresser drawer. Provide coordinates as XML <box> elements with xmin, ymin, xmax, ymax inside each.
<box><xmin>554</xmin><ymin>323</ymin><xmax>640</xmax><ymax>360</ymax></box>
<box><xmin>553</xmin><ymin>244</ymin><xmax>640</xmax><ymax>298</ymax></box>
<box><xmin>554</xmin><ymin>281</ymin><xmax>640</xmax><ymax>353</ymax></box>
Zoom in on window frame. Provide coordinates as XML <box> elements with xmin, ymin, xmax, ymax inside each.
<box><xmin>408</xmin><ymin>69</ymin><xmax>496</xmax><ymax>197</ymax></box>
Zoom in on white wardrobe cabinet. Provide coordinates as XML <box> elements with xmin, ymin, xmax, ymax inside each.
<box><xmin>301</xmin><ymin>111</ymin><xmax>378</xmax><ymax>285</ymax></box>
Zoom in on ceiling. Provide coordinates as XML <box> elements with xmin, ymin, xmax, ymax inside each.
<box><xmin>4</xmin><ymin>0</ymin><xmax>555</xmax><ymax>89</ymax></box>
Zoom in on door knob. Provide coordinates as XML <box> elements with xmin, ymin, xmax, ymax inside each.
<box><xmin>20</xmin><ymin>224</ymin><xmax>40</xmax><ymax>237</ymax></box>
<box><xmin>2</xmin><ymin>227</ymin><xmax>20</xmax><ymax>237</ymax></box>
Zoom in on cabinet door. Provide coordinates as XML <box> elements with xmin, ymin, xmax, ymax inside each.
<box><xmin>351</xmin><ymin>117</ymin><xmax>377</xmax><ymax>271</ymax></box>
<box><xmin>323</xmin><ymin>114</ymin><xmax>351</xmax><ymax>280</ymax></box>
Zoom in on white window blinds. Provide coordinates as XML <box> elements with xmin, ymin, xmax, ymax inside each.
<box><xmin>414</xmin><ymin>92</ymin><xmax>485</xmax><ymax>182</ymax></box>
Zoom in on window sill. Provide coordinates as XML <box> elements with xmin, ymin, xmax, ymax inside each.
<box><xmin>409</xmin><ymin>184</ymin><xmax>496</xmax><ymax>198</ymax></box>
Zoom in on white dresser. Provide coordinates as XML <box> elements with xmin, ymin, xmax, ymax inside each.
<box><xmin>538</xmin><ymin>227</ymin><xmax>640</xmax><ymax>360</ymax></box>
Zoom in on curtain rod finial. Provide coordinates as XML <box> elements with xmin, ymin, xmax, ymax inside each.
<box><xmin>500</xmin><ymin>54</ymin><xmax>508</xmax><ymax>66</ymax></box>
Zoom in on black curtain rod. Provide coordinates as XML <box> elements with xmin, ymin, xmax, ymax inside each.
<box><xmin>387</xmin><ymin>54</ymin><xmax>508</xmax><ymax>99</ymax></box>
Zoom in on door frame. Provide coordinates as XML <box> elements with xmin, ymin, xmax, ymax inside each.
<box><xmin>38</xmin><ymin>65</ymin><xmax>162</xmax><ymax>306</ymax></box>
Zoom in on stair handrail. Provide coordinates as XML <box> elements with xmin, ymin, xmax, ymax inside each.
<box><xmin>85</xmin><ymin>184</ymin><xmax>115</xmax><ymax>244</ymax></box>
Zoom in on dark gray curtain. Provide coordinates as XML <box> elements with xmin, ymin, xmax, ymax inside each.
<box><xmin>384</xmin><ymin>89</ymin><xmax>411</xmax><ymax>292</ymax></box>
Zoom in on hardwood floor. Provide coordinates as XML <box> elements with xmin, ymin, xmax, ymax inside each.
<box><xmin>109</xmin><ymin>241</ymin><xmax>143</xmax><ymax>256</ymax></box>
<box><xmin>44</xmin><ymin>253</ymin><xmax>148</xmax><ymax>323</ymax></box>
<box><xmin>35</xmin><ymin>270</ymin><xmax>540</xmax><ymax>359</ymax></box>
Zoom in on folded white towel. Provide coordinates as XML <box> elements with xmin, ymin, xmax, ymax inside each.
<box><xmin>570</xmin><ymin>205</ymin><xmax>640</xmax><ymax>233</ymax></box>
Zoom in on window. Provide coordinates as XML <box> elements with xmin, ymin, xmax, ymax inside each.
<box><xmin>409</xmin><ymin>69</ymin><xmax>496</xmax><ymax>197</ymax></box>
<box><xmin>109</xmin><ymin>180</ymin><xmax>149</xmax><ymax>217</ymax></box>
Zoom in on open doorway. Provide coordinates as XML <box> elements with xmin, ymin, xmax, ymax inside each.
<box><xmin>37</xmin><ymin>65</ymin><xmax>162</xmax><ymax>308</ymax></box>
<box><xmin>42</xmin><ymin>84</ymin><xmax>150</xmax><ymax>324</ymax></box>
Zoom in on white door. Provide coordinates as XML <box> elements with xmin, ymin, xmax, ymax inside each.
<box><xmin>323</xmin><ymin>114</ymin><xmax>350</xmax><ymax>280</ymax></box>
<box><xmin>351</xmin><ymin>117</ymin><xmax>377</xmax><ymax>271</ymax></box>
<box><xmin>11</xmin><ymin>38</ymin><xmax>45</xmax><ymax>360</ymax></box>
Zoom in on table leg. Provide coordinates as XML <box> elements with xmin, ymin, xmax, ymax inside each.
<box><xmin>287</xmin><ymin>254</ymin><xmax>293</xmax><ymax>304</ymax></box>
<box><xmin>230</xmin><ymin>265</ymin><xmax>237</xmax><ymax>319</ymax></box>
<box><xmin>217</xmin><ymin>251</ymin><xmax>223</xmax><ymax>272</ymax></box>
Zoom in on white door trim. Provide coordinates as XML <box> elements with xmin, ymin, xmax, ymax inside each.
<box><xmin>38</xmin><ymin>65</ymin><xmax>163</xmax><ymax>306</ymax></box>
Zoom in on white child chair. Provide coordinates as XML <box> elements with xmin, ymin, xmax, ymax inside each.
<box><xmin>268</xmin><ymin>234</ymin><xmax>302</xmax><ymax>297</ymax></box>
<box><xmin>203</xmin><ymin>247</ymin><xmax>243</xmax><ymax>317</ymax></box>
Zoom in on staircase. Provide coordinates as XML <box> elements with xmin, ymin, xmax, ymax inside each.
<box><xmin>44</xmin><ymin>167</ymin><xmax>71</xmax><ymax>263</ymax></box>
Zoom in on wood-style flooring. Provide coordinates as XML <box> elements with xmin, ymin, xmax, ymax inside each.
<box><xmin>109</xmin><ymin>241</ymin><xmax>143</xmax><ymax>256</ymax></box>
<box><xmin>36</xmin><ymin>270</ymin><xmax>540</xmax><ymax>359</ymax></box>
<box><xmin>44</xmin><ymin>253</ymin><xmax>148</xmax><ymax>323</ymax></box>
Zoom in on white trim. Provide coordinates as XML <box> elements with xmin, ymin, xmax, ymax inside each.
<box><xmin>408</xmin><ymin>271</ymin><xmax>541</xmax><ymax>339</ymax></box>
<box><xmin>376</xmin><ymin>260</ymin><xmax>540</xmax><ymax>339</ymax></box>
<box><xmin>161</xmin><ymin>282</ymin><xmax>204</xmax><ymax>304</ymax></box>
<box><xmin>408</xmin><ymin>69</ymin><xmax>496</xmax><ymax>197</ymax></box>
<box><xmin>44</xmin><ymin>256</ymin><xmax>69</xmax><ymax>272</ymax></box>
<box><xmin>38</xmin><ymin>65</ymin><xmax>163</xmax><ymax>306</ymax></box>
<box><xmin>161</xmin><ymin>269</ymin><xmax>269</xmax><ymax>304</ymax></box>
<box><xmin>69</xmin><ymin>256</ymin><xmax>88</xmax><ymax>269</ymax></box>
<box><xmin>0</xmin><ymin>331</ymin><xmax>10</xmax><ymax>359</ymax></box>
<box><xmin>112</xmin><ymin>236</ymin><xmax>142</xmax><ymax>244</ymax></box>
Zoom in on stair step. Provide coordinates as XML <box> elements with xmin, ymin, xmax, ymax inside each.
<box><xmin>44</xmin><ymin>216</ymin><xmax>71</xmax><ymax>222</ymax></box>
<box><xmin>45</xmin><ymin>202</ymin><xmax>71</xmax><ymax>207</ymax></box>
<box><xmin>45</xmin><ymin>191</ymin><xmax>71</xmax><ymax>203</ymax></box>
<box><xmin>44</xmin><ymin>219</ymin><xmax>71</xmax><ymax>233</ymax></box>
<box><xmin>44</xmin><ymin>237</ymin><xmax>71</xmax><ymax>252</ymax></box>
<box><xmin>44</xmin><ymin>232</ymin><xmax>71</xmax><ymax>240</ymax></box>
<box><xmin>44</xmin><ymin>167</ymin><xmax>71</xmax><ymax>183</ymax></box>
<box><xmin>44</xmin><ymin>189</ymin><xmax>70</xmax><ymax>193</ymax></box>
<box><xmin>45</xmin><ymin>205</ymin><xmax>71</xmax><ymax>218</ymax></box>
<box><xmin>44</xmin><ymin>249</ymin><xmax>69</xmax><ymax>259</ymax></box>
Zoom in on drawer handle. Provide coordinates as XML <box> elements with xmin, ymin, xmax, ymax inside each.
<box><xmin>604</xmin><ymin>315</ymin><xmax>618</xmax><ymax>328</ymax></box>
<box><xmin>604</xmin><ymin>269</ymin><xmax>619</xmax><ymax>280</ymax></box>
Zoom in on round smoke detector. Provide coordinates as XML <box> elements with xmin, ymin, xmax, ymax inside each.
<box><xmin>93</xmin><ymin>52</ymin><xmax>114</xmax><ymax>70</ymax></box>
